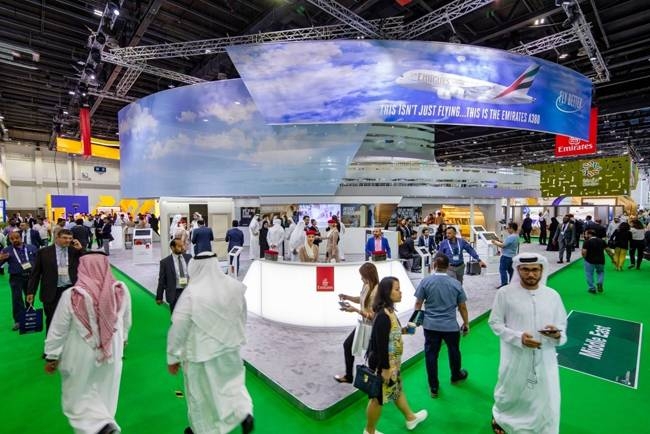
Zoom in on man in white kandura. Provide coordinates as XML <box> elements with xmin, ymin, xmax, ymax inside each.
<box><xmin>44</xmin><ymin>253</ymin><xmax>132</xmax><ymax>434</ymax></box>
<box><xmin>167</xmin><ymin>252</ymin><xmax>254</xmax><ymax>434</ymax></box>
<box><xmin>266</xmin><ymin>218</ymin><xmax>285</xmax><ymax>256</ymax></box>
<box><xmin>248</xmin><ymin>215</ymin><xmax>260</xmax><ymax>262</ymax></box>
<box><xmin>488</xmin><ymin>253</ymin><xmax>567</xmax><ymax>434</ymax></box>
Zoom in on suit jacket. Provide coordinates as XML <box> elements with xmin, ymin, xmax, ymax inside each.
<box><xmin>417</xmin><ymin>235</ymin><xmax>436</xmax><ymax>255</ymax></box>
<box><xmin>156</xmin><ymin>253</ymin><xmax>192</xmax><ymax>303</ymax></box>
<box><xmin>26</xmin><ymin>245</ymin><xmax>81</xmax><ymax>303</ymax></box>
<box><xmin>20</xmin><ymin>229</ymin><xmax>43</xmax><ymax>248</ymax></box>
<box><xmin>225</xmin><ymin>227</ymin><xmax>244</xmax><ymax>251</ymax></box>
<box><xmin>553</xmin><ymin>222</ymin><xmax>576</xmax><ymax>245</ymax></box>
<box><xmin>70</xmin><ymin>224</ymin><xmax>91</xmax><ymax>248</ymax></box>
<box><xmin>365</xmin><ymin>237</ymin><xmax>391</xmax><ymax>259</ymax></box>
<box><xmin>191</xmin><ymin>226</ymin><xmax>214</xmax><ymax>254</ymax></box>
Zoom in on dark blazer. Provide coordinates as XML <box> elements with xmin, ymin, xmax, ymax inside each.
<box><xmin>225</xmin><ymin>227</ymin><xmax>244</xmax><ymax>251</ymax></box>
<box><xmin>553</xmin><ymin>222</ymin><xmax>576</xmax><ymax>245</ymax></box>
<box><xmin>70</xmin><ymin>224</ymin><xmax>92</xmax><ymax>248</ymax></box>
<box><xmin>417</xmin><ymin>235</ymin><xmax>436</xmax><ymax>255</ymax></box>
<box><xmin>101</xmin><ymin>222</ymin><xmax>113</xmax><ymax>240</ymax></box>
<box><xmin>365</xmin><ymin>237</ymin><xmax>392</xmax><ymax>259</ymax></box>
<box><xmin>26</xmin><ymin>245</ymin><xmax>81</xmax><ymax>303</ymax></box>
<box><xmin>191</xmin><ymin>226</ymin><xmax>214</xmax><ymax>254</ymax></box>
<box><xmin>156</xmin><ymin>253</ymin><xmax>192</xmax><ymax>303</ymax></box>
<box><xmin>20</xmin><ymin>229</ymin><xmax>43</xmax><ymax>248</ymax></box>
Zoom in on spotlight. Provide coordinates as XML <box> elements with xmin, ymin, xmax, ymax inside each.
<box><xmin>90</xmin><ymin>47</ymin><xmax>102</xmax><ymax>63</ymax></box>
<box><xmin>559</xmin><ymin>53</ymin><xmax>569</xmax><ymax>59</ymax></box>
<box><xmin>93</xmin><ymin>9</ymin><xmax>103</xmax><ymax>17</ymax></box>
<box><xmin>95</xmin><ymin>32</ymin><xmax>106</xmax><ymax>45</ymax></box>
<box><xmin>68</xmin><ymin>90</ymin><xmax>76</xmax><ymax>95</ymax></box>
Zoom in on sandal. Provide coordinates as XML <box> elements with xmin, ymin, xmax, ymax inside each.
<box><xmin>334</xmin><ymin>374</ymin><xmax>352</xmax><ymax>384</ymax></box>
<box><xmin>491</xmin><ymin>418</ymin><xmax>506</xmax><ymax>434</ymax></box>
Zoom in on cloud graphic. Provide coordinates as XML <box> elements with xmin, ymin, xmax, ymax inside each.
<box><xmin>144</xmin><ymin>133</ymin><xmax>190</xmax><ymax>160</ymax></box>
<box><xmin>177</xmin><ymin>111</ymin><xmax>197</xmax><ymax>122</ymax></box>
<box><xmin>194</xmin><ymin>128</ymin><xmax>255</xmax><ymax>151</ymax></box>
<box><xmin>119</xmin><ymin>103</ymin><xmax>159</xmax><ymax>137</ymax></box>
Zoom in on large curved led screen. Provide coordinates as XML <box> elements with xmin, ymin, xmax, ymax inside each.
<box><xmin>227</xmin><ymin>40</ymin><xmax>592</xmax><ymax>139</ymax></box>
<box><xmin>118</xmin><ymin>79</ymin><xmax>368</xmax><ymax>197</ymax></box>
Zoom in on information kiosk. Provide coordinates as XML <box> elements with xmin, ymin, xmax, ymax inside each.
<box><xmin>132</xmin><ymin>228</ymin><xmax>155</xmax><ymax>264</ymax></box>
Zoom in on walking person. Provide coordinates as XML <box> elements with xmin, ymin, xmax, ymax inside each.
<box><xmin>521</xmin><ymin>214</ymin><xmax>532</xmax><ymax>243</ymax></box>
<box><xmin>610</xmin><ymin>222</ymin><xmax>632</xmax><ymax>271</ymax></box>
<box><xmin>582</xmin><ymin>229</ymin><xmax>608</xmax><ymax>294</ymax></box>
<box><xmin>167</xmin><ymin>252</ymin><xmax>254</xmax><ymax>434</ymax></box>
<box><xmin>44</xmin><ymin>253</ymin><xmax>131</xmax><ymax>434</ymax></box>
<box><xmin>100</xmin><ymin>217</ymin><xmax>113</xmax><ymax>256</ymax></box>
<box><xmin>488</xmin><ymin>253</ymin><xmax>567</xmax><ymax>434</ymax></box>
<box><xmin>437</xmin><ymin>227</ymin><xmax>486</xmax><ymax>284</ymax></box>
<box><xmin>363</xmin><ymin>276</ymin><xmax>428</xmax><ymax>434</ymax></box>
<box><xmin>538</xmin><ymin>212</ymin><xmax>548</xmax><ymax>245</ymax></box>
<box><xmin>491</xmin><ymin>222</ymin><xmax>519</xmax><ymax>288</ymax></box>
<box><xmin>334</xmin><ymin>263</ymin><xmax>379</xmax><ymax>384</ymax></box>
<box><xmin>553</xmin><ymin>215</ymin><xmax>576</xmax><ymax>263</ymax></box>
<box><xmin>546</xmin><ymin>217</ymin><xmax>559</xmax><ymax>252</ymax></box>
<box><xmin>156</xmin><ymin>239</ymin><xmax>192</xmax><ymax>312</ymax></box>
<box><xmin>225</xmin><ymin>221</ymin><xmax>244</xmax><ymax>275</ymax></box>
<box><xmin>629</xmin><ymin>219</ymin><xmax>646</xmax><ymax>270</ymax></box>
<box><xmin>0</xmin><ymin>232</ymin><xmax>38</xmax><ymax>330</ymax></box>
<box><xmin>414</xmin><ymin>255</ymin><xmax>469</xmax><ymax>398</ymax></box>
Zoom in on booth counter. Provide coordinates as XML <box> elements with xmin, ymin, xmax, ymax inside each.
<box><xmin>243</xmin><ymin>259</ymin><xmax>415</xmax><ymax>327</ymax></box>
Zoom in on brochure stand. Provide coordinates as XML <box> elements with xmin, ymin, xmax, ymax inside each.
<box><xmin>228</xmin><ymin>246</ymin><xmax>243</xmax><ymax>276</ymax></box>
<box><xmin>477</xmin><ymin>231</ymin><xmax>500</xmax><ymax>274</ymax></box>
<box><xmin>132</xmin><ymin>228</ymin><xmax>155</xmax><ymax>264</ymax></box>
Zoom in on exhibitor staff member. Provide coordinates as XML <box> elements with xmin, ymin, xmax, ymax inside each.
<box><xmin>437</xmin><ymin>227</ymin><xmax>486</xmax><ymax>284</ymax></box>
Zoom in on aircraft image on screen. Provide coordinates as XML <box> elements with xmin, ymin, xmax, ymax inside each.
<box><xmin>395</xmin><ymin>64</ymin><xmax>540</xmax><ymax>104</ymax></box>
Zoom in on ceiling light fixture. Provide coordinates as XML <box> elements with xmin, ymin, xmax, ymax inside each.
<box><xmin>559</xmin><ymin>53</ymin><xmax>569</xmax><ymax>59</ymax></box>
<box><xmin>93</xmin><ymin>9</ymin><xmax>103</xmax><ymax>16</ymax></box>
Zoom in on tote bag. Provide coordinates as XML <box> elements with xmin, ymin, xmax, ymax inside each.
<box><xmin>351</xmin><ymin>320</ymin><xmax>372</xmax><ymax>357</ymax></box>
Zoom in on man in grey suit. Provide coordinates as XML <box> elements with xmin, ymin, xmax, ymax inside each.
<box><xmin>156</xmin><ymin>239</ymin><xmax>192</xmax><ymax>312</ymax></box>
<box><xmin>191</xmin><ymin>220</ymin><xmax>214</xmax><ymax>255</ymax></box>
<box><xmin>553</xmin><ymin>215</ymin><xmax>576</xmax><ymax>264</ymax></box>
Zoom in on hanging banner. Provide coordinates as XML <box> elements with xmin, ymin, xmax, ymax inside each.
<box><xmin>555</xmin><ymin>107</ymin><xmax>598</xmax><ymax>157</ymax></box>
<box><xmin>79</xmin><ymin>107</ymin><xmax>92</xmax><ymax>158</ymax></box>
<box><xmin>316</xmin><ymin>266</ymin><xmax>334</xmax><ymax>292</ymax></box>
<box><xmin>227</xmin><ymin>40</ymin><xmax>593</xmax><ymax>139</ymax></box>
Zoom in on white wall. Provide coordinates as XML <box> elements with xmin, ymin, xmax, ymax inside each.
<box><xmin>1</xmin><ymin>143</ymin><xmax>121</xmax><ymax>211</ymax></box>
<box><xmin>631</xmin><ymin>175</ymin><xmax>649</xmax><ymax>209</ymax></box>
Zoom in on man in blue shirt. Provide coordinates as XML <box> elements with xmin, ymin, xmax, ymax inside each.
<box><xmin>0</xmin><ymin>232</ymin><xmax>38</xmax><ymax>330</ymax></box>
<box><xmin>225</xmin><ymin>220</ymin><xmax>245</xmax><ymax>275</ymax></box>
<box><xmin>437</xmin><ymin>227</ymin><xmax>486</xmax><ymax>284</ymax></box>
<box><xmin>364</xmin><ymin>227</ymin><xmax>391</xmax><ymax>260</ymax></box>
<box><xmin>414</xmin><ymin>254</ymin><xmax>469</xmax><ymax>397</ymax></box>
<box><xmin>491</xmin><ymin>222</ymin><xmax>520</xmax><ymax>288</ymax></box>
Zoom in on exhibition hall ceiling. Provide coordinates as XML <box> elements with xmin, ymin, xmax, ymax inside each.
<box><xmin>0</xmin><ymin>0</ymin><xmax>649</xmax><ymax>171</ymax></box>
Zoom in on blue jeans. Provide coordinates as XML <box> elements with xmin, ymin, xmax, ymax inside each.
<box><xmin>499</xmin><ymin>255</ymin><xmax>514</xmax><ymax>286</ymax></box>
<box><xmin>584</xmin><ymin>261</ymin><xmax>604</xmax><ymax>290</ymax></box>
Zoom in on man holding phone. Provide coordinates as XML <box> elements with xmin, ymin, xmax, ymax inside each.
<box><xmin>488</xmin><ymin>253</ymin><xmax>567</xmax><ymax>434</ymax></box>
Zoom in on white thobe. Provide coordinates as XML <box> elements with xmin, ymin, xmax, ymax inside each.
<box><xmin>283</xmin><ymin>223</ymin><xmax>295</xmax><ymax>260</ymax></box>
<box><xmin>488</xmin><ymin>284</ymin><xmax>567</xmax><ymax>434</ymax></box>
<box><xmin>45</xmin><ymin>286</ymin><xmax>132</xmax><ymax>434</ymax></box>
<box><xmin>266</xmin><ymin>223</ymin><xmax>284</xmax><ymax>256</ymax></box>
<box><xmin>248</xmin><ymin>219</ymin><xmax>260</xmax><ymax>261</ymax></box>
<box><xmin>167</xmin><ymin>290</ymin><xmax>252</xmax><ymax>434</ymax></box>
<box><xmin>338</xmin><ymin>222</ymin><xmax>346</xmax><ymax>260</ymax></box>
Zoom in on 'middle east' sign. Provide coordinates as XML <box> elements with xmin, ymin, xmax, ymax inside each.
<box><xmin>557</xmin><ymin>311</ymin><xmax>642</xmax><ymax>388</ymax></box>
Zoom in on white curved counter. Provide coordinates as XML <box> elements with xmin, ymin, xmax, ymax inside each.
<box><xmin>242</xmin><ymin>259</ymin><xmax>415</xmax><ymax>327</ymax></box>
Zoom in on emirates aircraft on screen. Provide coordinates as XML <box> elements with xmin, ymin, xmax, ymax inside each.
<box><xmin>395</xmin><ymin>65</ymin><xmax>540</xmax><ymax>104</ymax></box>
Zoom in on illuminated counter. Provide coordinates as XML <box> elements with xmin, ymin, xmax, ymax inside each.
<box><xmin>242</xmin><ymin>259</ymin><xmax>415</xmax><ymax>327</ymax></box>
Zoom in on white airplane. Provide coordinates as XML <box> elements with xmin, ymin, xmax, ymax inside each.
<box><xmin>395</xmin><ymin>65</ymin><xmax>540</xmax><ymax>104</ymax></box>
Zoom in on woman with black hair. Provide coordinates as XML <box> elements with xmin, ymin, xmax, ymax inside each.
<box><xmin>363</xmin><ymin>277</ymin><xmax>427</xmax><ymax>434</ymax></box>
<box><xmin>629</xmin><ymin>219</ymin><xmax>646</xmax><ymax>269</ymax></box>
<box><xmin>546</xmin><ymin>217</ymin><xmax>559</xmax><ymax>252</ymax></box>
<box><xmin>258</xmin><ymin>220</ymin><xmax>269</xmax><ymax>258</ymax></box>
<box><xmin>610</xmin><ymin>221</ymin><xmax>632</xmax><ymax>271</ymax></box>
<box><xmin>434</xmin><ymin>223</ymin><xmax>447</xmax><ymax>246</ymax></box>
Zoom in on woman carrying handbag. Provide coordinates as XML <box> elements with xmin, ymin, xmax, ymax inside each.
<box><xmin>362</xmin><ymin>277</ymin><xmax>427</xmax><ymax>434</ymax></box>
<box><xmin>335</xmin><ymin>263</ymin><xmax>379</xmax><ymax>384</ymax></box>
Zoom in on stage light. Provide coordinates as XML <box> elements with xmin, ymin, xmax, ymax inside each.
<box><xmin>68</xmin><ymin>90</ymin><xmax>76</xmax><ymax>95</ymax></box>
<box><xmin>559</xmin><ymin>53</ymin><xmax>569</xmax><ymax>59</ymax></box>
<box><xmin>90</xmin><ymin>47</ymin><xmax>102</xmax><ymax>63</ymax></box>
<box><xmin>95</xmin><ymin>32</ymin><xmax>106</xmax><ymax>45</ymax></box>
<box><xmin>93</xmin><ymin>9</ymin><xmax>103</xmax><ymax>16</ymax></box>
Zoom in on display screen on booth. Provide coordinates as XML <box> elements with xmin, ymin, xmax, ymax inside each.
<box><xmin>134</xmin><ymin>229</ymin><xmax>151</xmax><ymax>236</ymax></box>
<box><xmin>481</xmin><ymin>232</ymin><xmax>500</xmax><ymax>241</ymax></box>
<box><xmin>298</xmin><ymin>204</ymin><xmax>341</xmax><ymax>228</ymax></box>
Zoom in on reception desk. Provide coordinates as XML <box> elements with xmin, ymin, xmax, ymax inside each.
<box><xmin>242</xmin><ymin>259</ymin><xmax>415</xmax><ymax>327</ymax></box>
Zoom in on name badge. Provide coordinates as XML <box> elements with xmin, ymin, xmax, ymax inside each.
<box><xmin>58</xmin><ymin>266</ymin><xmax>69</xmax><ymax>276</ymax></box>
<box><xmin>452</xmin><ymin>255</ymin><xmax>460</xmax><ymax>262</ymax></box>
<box><xmin>21</xmin><ymin>262</ymin><xmax>32</xmax><ymax>270</ymax></box>
<box><xmin>178</xmin><ymin>277</ymin><xmax>188</xmax><ymax>286</ymax></box>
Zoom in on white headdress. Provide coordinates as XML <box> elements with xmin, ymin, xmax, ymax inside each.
<box><xmin>511</xmin><ymin>252</ymin><xmax>549</xmax><ymax>287</ymax></box>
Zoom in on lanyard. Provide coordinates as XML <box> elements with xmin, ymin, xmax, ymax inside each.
<box><xmin>446</xmin><ymin>239</ymin><xmax>460</xmax><ymax>256</ymax></box>
<box><xmin>13</xmin><ymin>247</ymin><xmax>29</xmax><ymax>263</ymax></box>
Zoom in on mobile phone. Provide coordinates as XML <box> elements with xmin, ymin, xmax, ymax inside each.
<box><xmin>338</xmin><ymin>301</ymin><xmax>350</xmax><ymax>308</ymax></box>
<box><xmin>538</xmin><ymin>329</ymin><xmax>562</xmax><ymax>334</ymax></box>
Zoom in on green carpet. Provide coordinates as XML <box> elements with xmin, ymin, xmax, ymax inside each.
<box><xmin>1</xmin><ymin>258</ymin><xmax>647</xmax><ymax>434</ymax></box>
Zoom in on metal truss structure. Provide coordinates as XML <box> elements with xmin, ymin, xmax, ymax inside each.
<box><xmin>400</xmin><ymin>0</ymin><xmax>495</xmax><ymax>40</ymax></box>
<box><xmin>562</xmin><ymin>1</ymin><xmax>610</xmax><ymax>83</ymax></box>
<box><xmin>101</xmin><ymin>51</ymin><xmax>205</xmax><ymax>85</ymax></box>
<box><xmin>87</xmin><ymin>89</ymin><xmax>135</xmax><ymax>103</ymax></box>
<box><xmin>509</xmin><ymin>28</ymin><xmax>580</xmax><ymax>56</ymax></box>
<box><xmin>115</xmin><ymin>66</ymin><xmax>144</xmax><ymax>97</ymax></box>
<box><xmin>110</xmin><ymin>17</ymin><xmax>404</xmax><ymax>61</ymax></box>
<box><xmin>304</xmin><ymin>0</ymin><xmax>382</xmax><ymax>38</ymax></box>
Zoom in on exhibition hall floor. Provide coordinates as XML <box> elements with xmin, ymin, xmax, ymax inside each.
<box><xmin>106</xmin><ymin>243</ymin><xmax>579</xmax><ymax>415</ymax></box>
<box><xmin>1</xmin><ymin>254</ymin><xmax>647</xmax><ymax>433</ymax></box>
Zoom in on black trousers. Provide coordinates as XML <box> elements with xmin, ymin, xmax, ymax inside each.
<box><xmin>522</xmin><ymin>229</ymin><xmax>532</xmax><ymax>243</ymax></box>
<box><xmin>169</xmin><ymin>288</ymin><xmax>184</xmax><ymax>313</ymax></box>
<box><xmin>343</xmin><ymin>328</ymin><xmax>355</xmax><ymax>380</ymax></box>
<box><xmin>629</xmin><ymin>240</ymin><xmax>645</xmax><ymax>268</ymax></box>
<box><xmin>44</xmin><ymin>286</ymin><xmax>70</xmax><ymax>333</ymax></box>
<box><xmin>9</xmin><ymin>274</ymin><xmax>29</xmax><ymax>323</ymax></box>
<box><xmin>424</xmin><ymin>328</ymin><xmax>462</xmax><ymax>390</ymax></box>
<box><xmin>539</xmin><ymin>224</ymin><xmax>547</xmax><ymax>245</ymax></box>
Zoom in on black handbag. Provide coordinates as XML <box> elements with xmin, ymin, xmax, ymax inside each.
<box><xmin>354</xmin><ymin>364</ymin><xmax>382</xmax><ymax>398</ymax></box>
